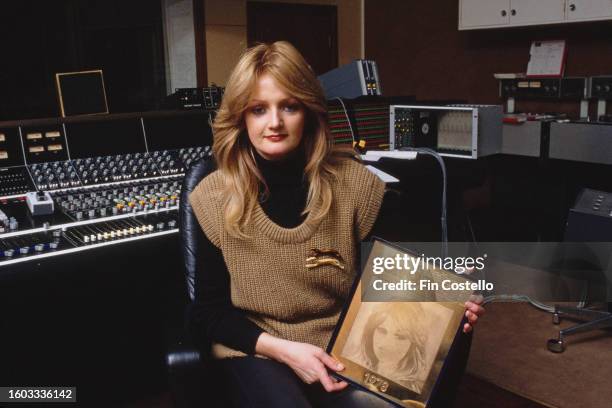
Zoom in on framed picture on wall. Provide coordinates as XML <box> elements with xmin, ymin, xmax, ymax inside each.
<box><xmin>327</xmin><ymin>239</ymin><xmax>474</xmax><ymax>408</ymax></box>
<box><xmin>55</xmin><ymin>70</ymin><xmax>109</xmax><ymax>117</ymax></box>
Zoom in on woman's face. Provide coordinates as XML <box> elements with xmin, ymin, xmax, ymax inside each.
<box><xmin>372</xmin><ymin>316</ymin><xmax>413</xmax><ymax>363</ymax></box>
<box><xmin>244</xmin><ymin>74</ymin><xmax>305</xmax><ymax>161</ymax></box>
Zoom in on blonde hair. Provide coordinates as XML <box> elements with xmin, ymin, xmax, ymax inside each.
<box><xmin>212</xmin><ymin>41</ymin><xmax>354</xmax><ymax>238</ymax></box>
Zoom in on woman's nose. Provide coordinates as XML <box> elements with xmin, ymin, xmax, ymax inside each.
<box><xmin>269</xmin><ymin>109</ymin><xmax>283</xmax><ymax>129</ymax></box>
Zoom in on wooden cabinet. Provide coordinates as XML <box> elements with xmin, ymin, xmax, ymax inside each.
<box><xmin>459</xmin><ymin>0</ymin><xmax>612</xmax><ymax>30</ymax></box>
<box><xmin>509</xmin><ymin>0</ymin><xmax>565</xmax><ymax>25</ymax></box>
<box><xmin>566</xmin><ymin>0</ymin><xmax>612</xmax><ymax>21</ymax></box>
<box><xmin>459</xmin><ymin>0</ymin><xmax>509</xmax><ymax>29</ymax></box>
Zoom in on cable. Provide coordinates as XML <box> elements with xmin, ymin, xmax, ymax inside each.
<box><xmin>333</xmin><ymin>96</ymin><xmax>356</xmax><ymax>145</ymax></box>
<box><xmin>400</xmin><ymin>147</ymin><xmax>448</xmax><ymax>258</ymax></box>
<box><xmin>482</xmin><ymin>294</ymin><xmax>555</xmax><ymax>312</ymax></box>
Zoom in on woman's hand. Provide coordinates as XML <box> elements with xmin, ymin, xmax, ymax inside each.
<box><xmin>463</xmin><ymin>294</ymin><xmax>485</xmax><ymax>333</ymax></box>
<box><xmin>256</xmin><ymin>333</ymin><xmax>348</xmax><ymax>392</ymax></box>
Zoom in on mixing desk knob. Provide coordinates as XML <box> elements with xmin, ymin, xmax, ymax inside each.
<box><xmin>76</xmin><ymin>211</ymin><xmax>83</xmax><ymax>220</ymax></box>
<box><xmin>19</xmin><ymin>247</ymin><xmax>30</xmax><ymax>255</ymax></box>
<box><xmin>168</xmin><ymin>220</ymin><xmax>177</xmax><ymax>228</ymax></box>
<box><xmin>35</xmin><ymin>244</ymin><xmax>45</xmax><ymax>252</ymax></box>
<box><xmin>156</xmin><ymin>222</ymin><xmax>165</xmax><ymax>230</ymax></box>
<box><xmin>88</xmin><ymin>209</ymin><xmax>96</xmax><ymax>218</ymax></box>
<box><xmin>9</xmin><ymin>218</ymin><xmax>18</xmax><ymax>230</ymax></box>
<box><xmin>49</xmin><ymin>241</ymin><xmax>59</xmax><ymax>249</ymax></box>
<box><xmin>4</xmin><ymin>249</ymin><xmax>15</xmax><ymax>257</ymax></box>
<box><xmin>53</xmin><ymin>230</ymin><xmax>62</xmax><ymax>238</ymax></box>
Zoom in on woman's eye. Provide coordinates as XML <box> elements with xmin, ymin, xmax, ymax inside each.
<box><xmin>251</xmin><ymin>106</ymin><xmax>266</xmax><ymax>115</ymax></box>
<box><xmin>395</xmin><ymin>334</ymin><xmax>408</xmax><ymax>341</ymax></box>
<box><xmin>283</xmin><ymin>104</ymin><xmax>299</xmax><ymax>113</ymax></box>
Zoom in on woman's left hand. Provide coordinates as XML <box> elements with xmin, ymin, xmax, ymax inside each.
<box><xmin>463</xmin><ymin>294</ymin><xmax>485</xmax><ymax>333</ymax></box>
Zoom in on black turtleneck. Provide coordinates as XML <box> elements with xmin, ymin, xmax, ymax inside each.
<box><xmin>254</xmin><ymin>148</ymin><xmax>308</xmax><ymax>228</ymax></box>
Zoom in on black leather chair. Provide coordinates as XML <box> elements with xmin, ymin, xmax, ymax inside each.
<box><xmin>167</xmin><ymin>156</ymin><xmax>229</xmax><ymax>408</ymax></box>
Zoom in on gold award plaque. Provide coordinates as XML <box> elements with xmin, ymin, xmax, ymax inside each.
<box><xmin>328</xmin><ymin>239</ymin><xmax>473</xmax><ymax>407</ymax></box>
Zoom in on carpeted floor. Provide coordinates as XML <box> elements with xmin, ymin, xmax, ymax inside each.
<box><xmin>467</xmin><ymin>302</ymin><xmax>612</xmax><ymax>408</ymax></box>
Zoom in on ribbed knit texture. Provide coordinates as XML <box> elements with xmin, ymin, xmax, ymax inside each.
<box><xmin>189</xmin><ymin>158</ymin><xmax>385</xmax><ymax>358</ymax></box>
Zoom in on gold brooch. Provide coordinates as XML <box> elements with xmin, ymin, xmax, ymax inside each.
<box><xmin>305</xmin><ymin>248</ymin><xmax>345</xmax><ymax>270</ymax></box>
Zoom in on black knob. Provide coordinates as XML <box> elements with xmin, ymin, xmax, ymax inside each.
<box><xmin>569</xmin><ymin>4</ymin><xmax>576</xmax><ymax>11</ymax></box>
<box><xmin>501</xmin><ymin>10</ymin><xmax>507</xmax><ymax>17</ymax></box>
<box><xmin>511</xmin><ymin>9</ymin><xmax>516</xmax><ymax>16</ymax></box>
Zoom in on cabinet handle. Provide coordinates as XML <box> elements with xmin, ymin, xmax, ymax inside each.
<box><xmin>511</xmin><ymin>9</ymin><xmax>516</xmax><ymax>16</ymax></box>
<box><xmin>501</xmin><ymin>10</ymin><xmax>507</xmax><ymax>17</ymax></box>
<box><xmin>569</xmin><ymin>4</ymin><xmax>576</xmax><ymax>11</ymax></box>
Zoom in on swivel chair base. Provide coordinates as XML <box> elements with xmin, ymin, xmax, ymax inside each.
<box><xmin>547</xmin><ymin>304</ymin><xmax>612</xmax><ymax>353</ymax></box>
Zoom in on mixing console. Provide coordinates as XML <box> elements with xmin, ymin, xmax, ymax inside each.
<box><xmin>0</xmin><ymin>110</ymin><xmax>213</xmax><ymax>267</ymax></box>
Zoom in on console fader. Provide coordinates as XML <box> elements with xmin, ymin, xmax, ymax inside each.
<box><xmin>0</xmin><ymin>111</ymin><xmax>214</xmax><ymax>266</ymax></box>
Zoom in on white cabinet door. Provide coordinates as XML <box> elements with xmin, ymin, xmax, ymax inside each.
<box><xmin>459</xmin><ymin>0</ymin><xmax>510</xmax><ymax>29</ymax></box>
<box><xmin>509</xmin><ymin>0</ymin><xmax>566</xmax><ymax>25</ymax></box>
<box><xmin>566</xmin><ymin>0</ymin><xmax>612</xmax><ymax>21</ymax></box>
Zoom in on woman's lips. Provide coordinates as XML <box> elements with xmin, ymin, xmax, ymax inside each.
<box><xmin>264</xmin><ymin>134</ymin><xmax>287</xmax><ymax>142</ymax></box>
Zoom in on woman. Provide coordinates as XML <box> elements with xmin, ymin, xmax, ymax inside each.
<box><xmin>188</xmin><ymin>41</ymin><xmax>484</xmax><ymax>407</ymax></box>
<box><xmin>359</xmin><ymin>303</ymin><xmax>428</xmax><ymax>393</ymax></box>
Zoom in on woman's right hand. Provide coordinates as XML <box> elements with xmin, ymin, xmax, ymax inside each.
<box><xmin>255</xmin><ymin>333</ymin><xmax>348</xmax><ymax>392</ymax></box>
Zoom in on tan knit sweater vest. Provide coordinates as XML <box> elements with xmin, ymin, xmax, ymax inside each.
<box><xmin>189</xmin><ymin>158</ymin><xmax>385</xmax><ymax>359</ymax></box>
